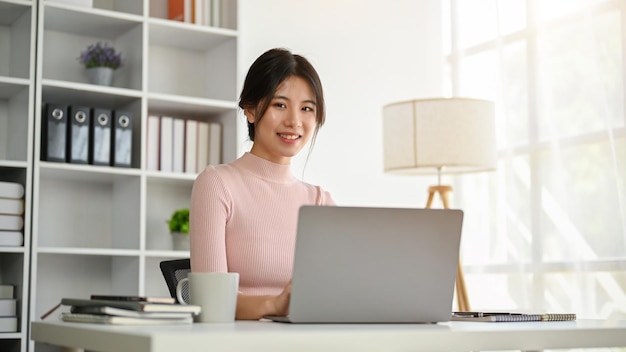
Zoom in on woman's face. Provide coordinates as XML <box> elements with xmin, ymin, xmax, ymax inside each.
<box><xmin>246</xmin><ymin>75</ymin><xmax>317</xmax><ymax>164</ymax></box>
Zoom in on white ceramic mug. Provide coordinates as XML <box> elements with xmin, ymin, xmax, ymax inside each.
<box><xmin>176</xmin><ymin>272</ymin><xmax>239</xmax><ymax>323</ymax></box>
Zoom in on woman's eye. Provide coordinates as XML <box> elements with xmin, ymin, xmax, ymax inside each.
<box><xmin>302</xmin><ymin>106</ymin><xmax>314</xmax><ymax>112</ymax></box>
<box><xmin>274</xmin><ymin>102</ymin><xmax>286</xmax><ymax>108</ymax></box>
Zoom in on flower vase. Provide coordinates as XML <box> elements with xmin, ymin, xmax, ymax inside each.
<box><xmin>87</xmin><ymin>67</ymin><xmax>114</xmax><ymax>86</ymax></box>
<box><xmin>171</xmin><ymin>232</ymin><xmax>190</xmax><ymax>251</ymax></box>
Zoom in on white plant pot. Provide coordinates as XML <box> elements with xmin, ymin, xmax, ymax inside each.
<box><xmin>171</xmin><ymin>232</ymin><xmax>190</xmax><ymax>251</ymax></box>
<box><xmin>87</xmin><ymin>67</ymin><xmax>114</xmax><ymax>86</ymax></box>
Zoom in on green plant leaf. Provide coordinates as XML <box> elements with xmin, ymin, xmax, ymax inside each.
<box><xmin>167</xmin><ymin>208</ymin><xmax>190</xmax><ymax>234</ymax></box>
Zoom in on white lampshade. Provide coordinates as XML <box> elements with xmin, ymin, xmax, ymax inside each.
<box><xmin>383</xmin><ymin>97</ymin><xmax>496</xmax><ymax>175</ymax></box>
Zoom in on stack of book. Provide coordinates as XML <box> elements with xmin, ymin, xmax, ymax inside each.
<box><xmin>0</xmin><ymin>181</ymin><xmax>25</xmax><ymax>247</ymax></box>
<box><xmin>168</xmin><ymin>0</ymin><xmax>235</xmax><ymax>28</ymax></box>
<box><xmin>0</xmin><ymin>284</ymin><xmax>18</xmax><ymax>332</ymax></box>
<box><xmin>59</xmin><ymin>295</ymin><xmax>201</xmax><ymax>325</ymax></box>
<box><xmin>146</xmin><ymin>115</ymin><xmax>221</xmax><ymax>174</ymax></box>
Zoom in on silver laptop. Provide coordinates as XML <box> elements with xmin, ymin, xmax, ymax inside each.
<box><xmin>265</xmin><ymin>205</ymin><xmax>464</xmax><ymax>324</ymax></box>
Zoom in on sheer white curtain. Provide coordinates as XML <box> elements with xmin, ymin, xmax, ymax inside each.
<box><xmin>447</xmin><ymin>0</ymin><xmax>626</xmax><ymax>319</ymax></box>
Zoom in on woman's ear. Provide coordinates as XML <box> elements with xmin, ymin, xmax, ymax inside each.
<box><xmin>244</xmin><ymin>108</ymin><xmax>255</xmax><ymax>124</ymax></box>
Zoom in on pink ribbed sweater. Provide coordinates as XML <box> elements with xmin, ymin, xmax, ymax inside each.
<box><xmin>190</xmin><ymin>152</ymin><xmax>335</xmax><ymax>295</ymax></box>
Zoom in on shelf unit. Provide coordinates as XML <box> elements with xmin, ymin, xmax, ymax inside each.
<box><xmin>0</xmin><ymin>0</ymin><xmax>36</xmax><ymax>351</ymax></box>
<box><xmin>24</xmin><ymin>1</ymin><xmax>239</xmax><ymax>351</ymax></box>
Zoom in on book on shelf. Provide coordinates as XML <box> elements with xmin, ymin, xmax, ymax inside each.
<box><xmin>172</xmin><ymin>118</ymin><xmax>186</xmax><ymax>173</ymax></box>
<box><xmin>0</xmin><ymin>198</ymin><xmax>24</xmax><ymax>215</ymax></box>
<box><xmin>168</xmin><ymin>0</ymin><xmax>194</xmax><ymax>23</ymax></box>
<box><xmin>211</xmin><ymin>0</ymin><xmax>220</xmax><ymax>27</ymax></box>
<box><xmin>47</xmin><ymin>0</ymin><xmax>93</xmax><ymax>7</ymax></box>
<box><xmin>197</xmin><ymin>121</ymin><xmax>222</xmax><ymax>170</ymax></box>
<box><xmin>160</xmin><ymin>116</ymin><xmax>174</xmax><ymax>172</ymax></box>
<box><xmin>0</xmin><ymin>181</ymin><xmax>24</xmax><ymax>199</ymax></box>
<box><xmin>209</xmin><ymin>121</ymin><xmax>222</xmax><ymax>165</ymax></box>
<box><xmin>0</xmin><ymin>316</ymin><xmax>17</xmax><ymax>332</ymax></box>
<box><xmin>194</xmin><ymin>0</ymin><xmax>204</xmax><ymax>25</ymax></box>
<box><xmin>184</xmin><ymin>119</ymin><xmax>198</xmax><ymax>174</ymax></box>
<box><xmin>168</xmin><ymin>0</ymin><xmax>183</xmax><ymax>21</ymax></box>
<box><xmin>0</xmin><ymin>285</ymin><xmax>14</xmax><ymax>299</ymax></box>
<box><xmin>197</xmin><ymin>120</ymin><xmax>210</xmax><ymax>171</ymax></box>
<box><xmin>0</xmin><ymin>215</ymin><xmax>23</xmax><ymax>231</ymax></box>
<box><xmin>146</xmin><ymin>115</ymin><xmax>160</xmax><ymax>171</ymax></box>
<box><xmin>89</xmin><ymin>294</ymin><xmax>175</xmax><ymax>304</ymax></box>
<box><xmin>219</xmin><ymin>0</ymin><xmax>236</xmax><ymax>29</ymax></box>
<box><xmin>61</xmin><ymin>297</ymin><xmax>201</xmax><ymax>314</ymax></box>
<box><xmin>187</xmin><ymin>0</ymin><xmax>195</xmax><ymax>23</ymax></box>
<box><xmin>202</xmin><ymin>0</ymin><xmax>212</xmax><ymax>26</ymax></box>
<box><xmin>0</xmin><ymin>299</ymin><xmax>17</xmax><ymax>316</ymax></box>
<box><xmin>61</xmin><ymin>312</ymin><xmax>193</xmax><ymax>325</ymax></box>
<box><xmin>0</xmin><ymin>231</ymin><xmax>23</xmax><ymax>246</ymax></box>
<box><xmin>451</xmin><ymin>312</ymin><xmax>576</xmax><ymax>322</ymax></box>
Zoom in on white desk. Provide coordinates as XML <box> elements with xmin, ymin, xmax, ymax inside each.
<box><xmin>31</xmin><ymin>319</ymin><xmax>626</xmax><ymax>352</ymax></box>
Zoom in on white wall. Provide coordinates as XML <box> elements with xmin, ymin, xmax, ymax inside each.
<box><xmin>238</xmin><ymin>0</ymin><xmax>445</xmax><ymax>207</ymax></box>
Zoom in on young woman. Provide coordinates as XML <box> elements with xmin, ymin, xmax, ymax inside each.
<box><xmin>189</xmin><ymin>48</ymin><xmax>335</xmax><ymax>320</ymax></box>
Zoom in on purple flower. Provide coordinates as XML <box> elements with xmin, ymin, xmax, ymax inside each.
<box><xmin>78</xmin><ymin>42</ymin><xmax>122</xmax><ymax>69</ymax></box>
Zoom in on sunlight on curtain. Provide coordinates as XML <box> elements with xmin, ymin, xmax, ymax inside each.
<box><xmin>447</xmin><ymin>0</ymin><xmax>626</xmax><ymax>320</ymax></box>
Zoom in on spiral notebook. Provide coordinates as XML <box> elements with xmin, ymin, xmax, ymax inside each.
<box><xmin>451</xmin><ymin>312</ymin><xmax>576</xmax><ymax>322</ymax></box>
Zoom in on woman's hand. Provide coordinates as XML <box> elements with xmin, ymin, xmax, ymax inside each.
<box><xmin>235</xmin><ymin>281</ymin><xmax>292</xmax><ymax>320</ymax></box>
<box><xmin>271</xmin><ymin>280</ymin><xmax>292</xmax><ymax>316</ymax></box>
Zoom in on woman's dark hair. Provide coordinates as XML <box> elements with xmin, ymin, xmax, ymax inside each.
<box><xmin>238</xmin><ymin>48</ymin><xmax>326</xmax><ymax>143</ymax></box>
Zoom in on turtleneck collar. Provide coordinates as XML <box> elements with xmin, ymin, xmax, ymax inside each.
<box><xmin>232</xmin><ymin>152</ymin><xmax>297</xmax><ymax>184</ymax></box>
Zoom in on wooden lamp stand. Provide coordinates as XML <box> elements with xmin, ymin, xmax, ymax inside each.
<box><xmin>425</xmin><ymin>185</ymin><xmax>470</xmax><ymax>312</ymax></box>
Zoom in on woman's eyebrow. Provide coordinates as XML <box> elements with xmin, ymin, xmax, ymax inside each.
<box><xmin>273</xmin><ymin>95</ymin><xmax>316</xmax><ymax>105</ymax></box>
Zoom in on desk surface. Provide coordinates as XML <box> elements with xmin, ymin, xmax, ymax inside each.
<box><xmin>31</xmin><ymin>319</ymin><xmax>626</xmax><ymax>352</ymax></box>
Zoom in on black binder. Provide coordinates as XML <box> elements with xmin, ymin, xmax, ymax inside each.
<box><xmin>111</xmin><ymin>110</ymin><xmax>133</xmax><ymax>167</ymax></box>
<box><xmin>42</xmin><ymin>103</ymin><xmax>68</xmax><ymax>162</ymax></box>
<box><xmin>67</xmin><ymin>105</ymin><xmax>91</xmax><ymax>164</ymax></box>
<box><xmin>90</xmin><ymin>108</ymin><xmax>112</xmax><ymax>165</ymax></box>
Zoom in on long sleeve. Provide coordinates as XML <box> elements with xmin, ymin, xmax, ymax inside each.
<box><xmin>189</xmin><ymin>165</ymin><xmax>231</xmax><ymax>272</ymax></box>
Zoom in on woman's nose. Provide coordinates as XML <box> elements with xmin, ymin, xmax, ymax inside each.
<box><xmin>284</xmin><ymin>109</ymin><xmax>303</xmax><ymax>127</ymax></box>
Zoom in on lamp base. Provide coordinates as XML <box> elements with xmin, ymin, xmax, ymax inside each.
<box><xmin>426</xmin><ymin>185</ymin><xmax>453</xmax><ymax>209</ymax></box>
<box><xmin>425</xmin><ymin>184</ymin><xmax>470</xmax><ymax>312</ymax></box>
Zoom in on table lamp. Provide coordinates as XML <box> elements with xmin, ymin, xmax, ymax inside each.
<box><xmin>382</xmin><ymin>97</ymin><xmax>496</xmax><ymax>311</ymax></box>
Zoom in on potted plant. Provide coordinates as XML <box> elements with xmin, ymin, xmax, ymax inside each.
<box><xmin>168</xmin><ymin>208</ymin><xmax>190</xmax><ymax>251</ymax></box>
<box><xmin>77</xmin><ymin>42</ymin><xmax>122</xmax><ymax>86</ymax></box>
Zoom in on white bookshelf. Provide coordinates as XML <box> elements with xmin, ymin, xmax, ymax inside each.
<box><xmin>0</xmin><ymin>0</ymin><xmax>35</xmax><ymax>351</ymax></box>
<box><xmin>24</xmin><ymin>1</ymin><xmax>239</xmax><ymax>351</ymax></box>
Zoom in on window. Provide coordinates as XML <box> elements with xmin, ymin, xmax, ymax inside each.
<box><xmin>447</xmin><ymin>0</ymin><xmax>626</xmax><ymax>319</ymax></box>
